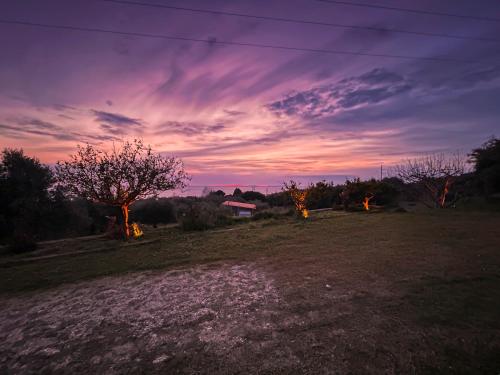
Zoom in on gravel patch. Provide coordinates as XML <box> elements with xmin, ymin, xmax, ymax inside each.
<box><xmin>0</xmin><ymin>263</ymin><xmax>284</xmax><ymax>374</ymax></box>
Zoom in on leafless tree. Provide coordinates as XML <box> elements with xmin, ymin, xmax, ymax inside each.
<box><xmin>55</xmin><ymin>139</ymin><xmax>189</xmax><ymax>239</ymax></box>
<box><xmin>394</xmin><ymin>152</ymin><xmax>467</xmax><ymax>208</ymax></box>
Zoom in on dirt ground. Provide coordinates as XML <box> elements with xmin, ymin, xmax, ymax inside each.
<box><xmin>1</xmin><ymin>263</ymin><xmax>288</xmax><ymax>374</ymax></box>
<box><xmin>1</xmin><ymin>212</ymin><xmax>499</xmax><ymax>374</ymax></box>
<box><xmin>1</xmin><ymin>260</ymin><xmax>499</xmax><ymax>374</ymax></box>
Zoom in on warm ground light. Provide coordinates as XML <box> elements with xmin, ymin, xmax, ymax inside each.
<box><xmin>1</xmin><ymin>210</ymin><xmax>499</xmax><ymax>373</ymax></box>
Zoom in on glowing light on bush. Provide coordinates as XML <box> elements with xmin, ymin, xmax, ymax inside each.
<box><xmin>284</xmin><ymin>180</ymin><xmax>309</xmax><ymax>218</ymax></box>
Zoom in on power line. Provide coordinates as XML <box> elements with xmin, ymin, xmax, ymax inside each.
<box><xmin>0</xmin><ymin>19</ymin><xmax>494</xmax><ymax>64</ymax></box>
<box><xmin>315</xmin><ymin>0</ymin><xmax>500</xmax><ymax>23</ymax></box>
<box><xmin>100</xmin><ymin>0</ymin><xmax>500</xmax><ymax>43</ymax></box>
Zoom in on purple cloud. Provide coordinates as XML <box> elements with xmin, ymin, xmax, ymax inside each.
<box><xmin>156</xmin><ymin>121</ymin><xmax>226</xmax><ymax>136</ymax></box>
<box><xmin>267</xmin><ymin>68</ymin><xmax>413</xmax><ymax>118</ymax></box>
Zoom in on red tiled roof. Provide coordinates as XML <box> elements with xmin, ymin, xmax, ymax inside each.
<box><xmin>222</xmin><ymin>201</ymin><xmax>257</xmax><ymax>210</ymax></box>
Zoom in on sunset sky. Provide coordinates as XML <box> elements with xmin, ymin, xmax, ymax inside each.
<box><xmin>1</xmin><ymin>0</ymin><xmax>499</xmax><ymax>188</ymax></box>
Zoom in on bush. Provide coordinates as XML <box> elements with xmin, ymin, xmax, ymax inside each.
<box><xmin>131</xmin><ymin>198</ymin><xmax>176</xmax><ymax>226</ymax></box>
<box><xmin>41</xmin><ymin>197</ymin><xmax>95</xmax><ymax>239</ymax></box>
<box><xmin>470</xmin><ymin>137</ymin><xmax>500</xmax><ymax>195</ymax></box>
<box><xmin>252</xmin><ymin>207</ymin><xmax>294</xmax><ymax>221</ymax></box>
<box><xmin>242</xmin><ymin>191</ymin><xmax>267</xmax><ymax>202</ymax></box>
<box><xmin>252</xmin><ymin>211</ymin><xmax>276</xmax><ymax>221</ymax></box>
<box><xmin>306</xmin><ymin>181</ymin><xmax>343</xmax><ymax>209</ymax></box>
<box><xmin>249</xmin><ymin>200</ymin><xmax>269</xmax><ymax>210</ymax></box>
<box><xmin>178</xmin><ymin>201</ymin><xmax>233</xmax><ymax>231</ymax></box>
<box><xmin>339</xmin><ymin>178</ymin><xmax>400</xmax><ymax>209</ymax></box>
<box><xmin>266</xmin><ymin>191</ymin><xmax>293</xmax><ymax>207</ymax></box>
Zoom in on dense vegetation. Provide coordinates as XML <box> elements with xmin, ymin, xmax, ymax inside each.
<box><xmin>1</xmin><ymin>137</ymin><xmax>499</xmax><ymax>252</ymax></box>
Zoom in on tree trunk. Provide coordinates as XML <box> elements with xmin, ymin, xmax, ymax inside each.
<box><xmin>121</xmin><ymin>204</ymin><xmax>130</xmax><ymax>240</ymax></box>
<box><xmin>438</xmin><ymin>178</ymin><xmax>452</xmax><ymax>208</ymax></box>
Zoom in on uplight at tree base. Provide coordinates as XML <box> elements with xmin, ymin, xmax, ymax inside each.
<box><xmin>54</xmin><ymin>139</ymin><xmax>188</xmax><ymax>241</ymax></box>
<box><xmin>302</xmin><ymin>209</ymin><xmax>309</xmax><ymax>218</ymax></box>
<box><xmin>131</xmin><ymin>223</ymin><xmax>143</xmax><ymax>238</ymax></box>
<box><xmin>439</xmin><ymin>178</ymin><xmax>451</xmax><ymax>208</ymax></box>
<box><xmin>362</xmin><ymin>195</ymin><xmax>373</xmax><ymax>211</ymax></box>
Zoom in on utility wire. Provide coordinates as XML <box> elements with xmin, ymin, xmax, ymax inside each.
<box><xmin>100</xmin><ymin>0</ymin><xmax>500</xmax><ymax>43</ymax></box>
<box><xmin>0</xmin><ymin>19</ymin><xmax>493</xmax><ymax>64</ymax></box>
<box><xmin>315</xmin><ymin>0</ymin><xmax>500</xmax><ymax>23</ymax></box>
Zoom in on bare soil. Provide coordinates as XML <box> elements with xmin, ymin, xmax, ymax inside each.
<box><xmin>1</xmin><ymin>263</ymin><xmax>286</xmax><ymax>374</ymax></box>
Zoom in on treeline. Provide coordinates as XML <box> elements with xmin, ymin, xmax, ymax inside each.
<box><xmin>1</xmin><ymin>138</ymin><xmax>499</xmax><ymax>250</ymax></box>
<box><xmin>0</xmin><ymin>149</ymin><xmax>120</xmax><ymax>250</ymax></box>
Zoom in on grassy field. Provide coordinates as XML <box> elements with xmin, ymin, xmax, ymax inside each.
<box><xmin>1</xmin><ymin>210</ymin><xmax>499</xmax><ymax>295</ymax></box>
<box><xmin>1</xmin><ymin>210</ymin><xmax>500</xmax><ymax>373</ymax></box>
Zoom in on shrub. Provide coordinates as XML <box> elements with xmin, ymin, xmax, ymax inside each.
<box><xmin>41</xmin><ymin>197</ymin><xmax>95</xmax><ymax>239</ymax></box>
<box><xmin>252</xmin><ymin>207</ymin><xmax>294</xmax><ymax>221</ymax></box>
<box><xmin>469</xmin><ymin>137</ymin><xmax>500</xmax><ymax>195</ymax></box>
<box><xmin>376</xmin><ymin>178</ymin><xmax>403</xmax><ymax>206</ymax></box>
<box><xmin>205</xmin><ymin>192</ymin><xmax>227</xmax><ymax>205</ymax></box>
<box><xmin>306</xmin><ymin>181</ymin><xmax>342</xmax><ymax>209</ymax></box>
<box><xmin>178</xmin><ymin>202</ymin><xmax>233</xmax><ymax>231</ymax></box>
<box><xmin>242</xmin><ymin>191</ymin><xmax>267</xmax><ymax>202</ymax></box>
<box><xmin>214</xmin><ymin>212</ymin><xmax>237</xmax><ymax>227</ymax></box>
<box><xmin>212</xmin><ymin>190</ymin><xmax>226</xmax><ymax>197</ymax></box>
<box><xmin>339</xmin><ymin>178</ymin><xmax>400</xmax><ymax>209</ymax></box>
<box><xmin>252</xmin><ymin>211</ymin><xmax>276</xmax><ymax>221</ymax></box>
<box><xmin>131</xmin><ymin>198</ymin><xmax>176</xmax><ymax>226</ymax></box>
<box><xmin>266</xmin><ymin>191</ymin><xmax>293</xmax><ymax>207</ymax></box>
<box><xmin>249</xmin><ymin>200</ymin><xmax>269</xmax><ymax>210</ymax></box>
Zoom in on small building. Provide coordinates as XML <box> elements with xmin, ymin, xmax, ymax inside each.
<box><xmin>222</xmin><ymin>201</ymin><xmax>257</xmax><ymax>217</ymax></box>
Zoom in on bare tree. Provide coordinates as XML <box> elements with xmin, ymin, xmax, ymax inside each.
<box><xmin>394</xmin><ymin>153</ymin><xmax>467</xmax><ymax>208</ymax></box>
<box><xmin>55</xmin><ymin>139</ymin><xmax>189</xmax><ymax>239</ymax></box>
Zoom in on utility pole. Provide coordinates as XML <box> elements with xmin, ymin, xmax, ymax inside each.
<box><xmin>380</xmin><ymin>164</ymin><xmax>383</xmax><ymax>180</ymax></box>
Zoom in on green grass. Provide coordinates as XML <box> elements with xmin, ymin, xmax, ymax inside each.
<box><xmin>1</xmin><ymin>210</ymin><xmax>499</xmax><ymax>296</ymax></box>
